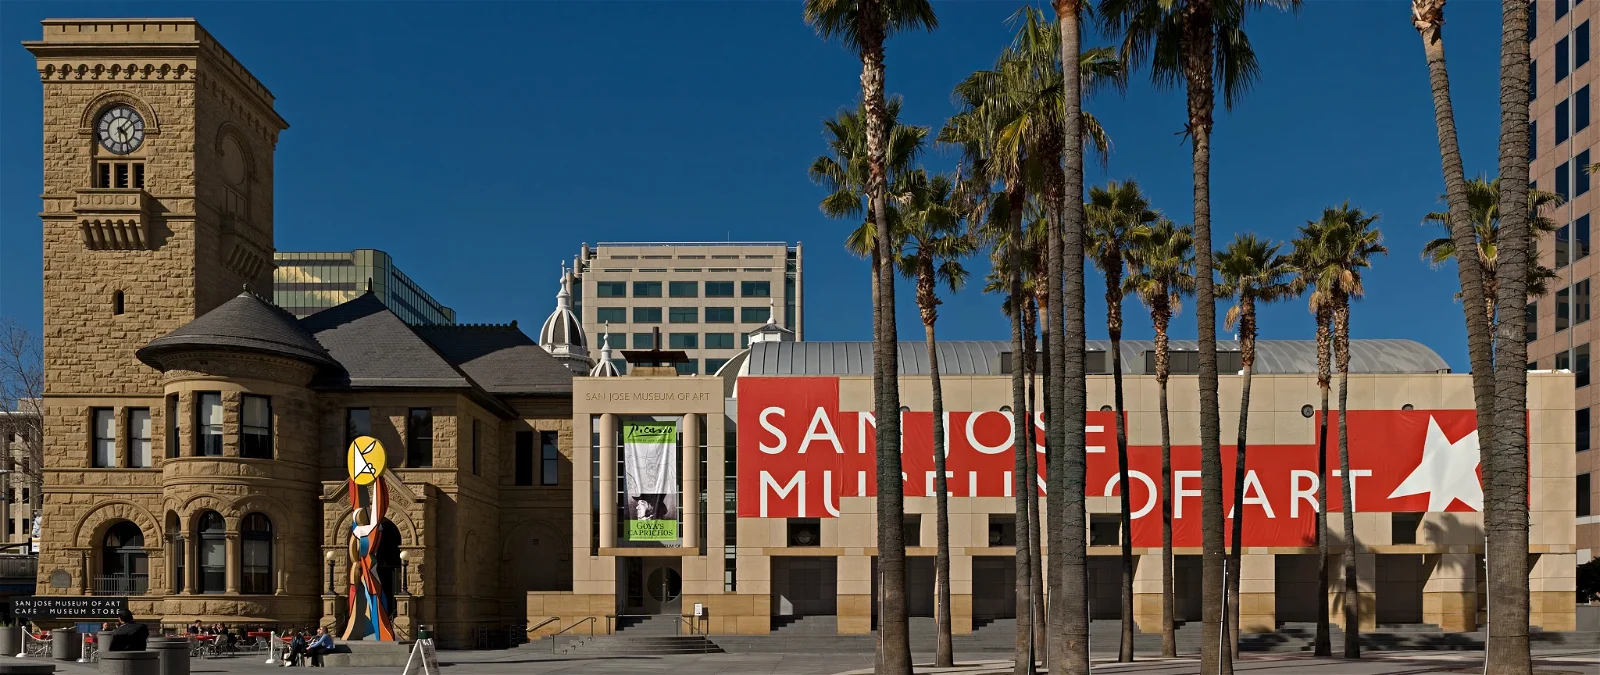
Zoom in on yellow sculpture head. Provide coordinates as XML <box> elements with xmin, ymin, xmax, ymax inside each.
<box><xmin>346</xmin><ymin>436</ymin><xmax>387</xmax><ymax>485</ymax></box>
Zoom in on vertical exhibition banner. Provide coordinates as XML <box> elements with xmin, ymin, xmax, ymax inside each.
<box><xmin>624</xmin><ymin>420</ymin><xmax>680</xmax><ymax>541</ymax></box>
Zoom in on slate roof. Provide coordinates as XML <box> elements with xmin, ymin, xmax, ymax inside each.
<box><xmin>413</xmin><ymin>324</ymin><xmax>576</xmax><ymax>395</ymax></box>
<box><xmin>297</xmin><ymin>293</ymin><xmax>472</xmax><ymax>390</ymax></box>
<box><xmin>138</xmin><ymin>291</ymin><xmax>335</xmax><ymax>369</ymax></box>
<box><xmin>743</xmin><ymin>339</ymin><xmax>1450</xmax><ymax>377</ymax></box>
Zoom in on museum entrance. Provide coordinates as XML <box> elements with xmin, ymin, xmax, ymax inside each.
<box><xmin>620</xmin><ymin>557</ymin><xmax>682</xmax><ymax>615</ymax></box>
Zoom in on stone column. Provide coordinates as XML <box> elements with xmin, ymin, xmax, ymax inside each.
<box><xmin>186</xmin><ymin>533</ymin><xmax>199</xmax><ymax>595</ymax></box>
<box><xmin>1236</xmin><ymin>552</ymin><xmax>1276</xmax><ymax>633</ymax></box>
<box><xmin>1423</xmin><ymin>552</ymin><xmax>1477</xmax><ymax>632</ymax></box>
<box><xmin>1328</xmin><ymin>552</ymin><xmax>1375</xmax><ymax>632</ymax></box>
<box><xmin>1131</xmin><ymin>552</ymin><xmax>1165</xmax><ymax>633</ymax></box>
<box><xmin>598</xmin><ymin>414</ymin><xmax>616</xmax><ymax>549</ymax></box>
<box><xmin>224</xmin><ymin>532</ymin><xmax>240</xmax><ymax>594</ymax></box>
<box><xmin>683</xmin><ymin>414</ymin><xmax>699</xmax><ymax>550</ymax></box>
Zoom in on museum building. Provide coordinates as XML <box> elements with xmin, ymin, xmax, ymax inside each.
<box><xmin>25</xmin><ymin>18</ymin><xmax>1578</xmax><ymax>645</ymax></box>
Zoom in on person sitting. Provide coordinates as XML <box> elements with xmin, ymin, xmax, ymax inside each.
<box><xmin>306</xmin><ymin>627</ymin><xmax>334</xmax><ymax>668</ymax></box>
<box><xmin>106</xmin><ymin>610</ymin><xmax>148</xmax><ymax>652</ymax></box>
<box><xmin>219</xmin><ymin>624</ymin><xmax>236</xmax><ymax>650</ymax></box>
<box><xmin>283</xmin><ymin>632</ymin><xmax>305</xmax><ymax>667</ymax></box>
<box><xmin>187</xmin><ymin>621</ymin><xmax>203</xmax><ymax>635</ymax></box>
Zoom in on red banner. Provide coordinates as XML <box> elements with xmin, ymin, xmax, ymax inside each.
<box><xmin>736</xmin><ymin>377</ymin><xmax>1487</xmax><ymax>547</ymax></box>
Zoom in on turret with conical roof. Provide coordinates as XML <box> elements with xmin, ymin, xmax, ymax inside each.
<box><xmin>589</xmin><ymin>323</ymin><xmax>624</xmax><ymax>377</ymax></box>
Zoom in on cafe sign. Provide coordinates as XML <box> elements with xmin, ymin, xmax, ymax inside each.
<box><xmin>13</xmin><ymin>596</ymin><xmax>128</xmax><ymax>620</ymax></box>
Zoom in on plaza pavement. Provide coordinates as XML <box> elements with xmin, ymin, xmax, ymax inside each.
<box><xmin>9</xmin><ymin>649</ymin><xmax>1599</xmax><ymax>675</ymax></box>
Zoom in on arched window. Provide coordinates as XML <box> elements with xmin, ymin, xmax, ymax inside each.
<box><xmin>99</xmin><ymin>522</ymin><xmax>147</xmax><ymax>596</ymax></box>
<box><xmin>197</xmin><ymin>512</ymin><xmax>226</xmax><ymax>594</ymax></box>
<box><xmin>241</xmin><ymin>513</ymin><xmax>273</xmax><ymax>595</ymax></box>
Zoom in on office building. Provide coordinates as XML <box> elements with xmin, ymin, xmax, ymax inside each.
<box><xmin>1529</xmin><ymin>0</ymin><xmax>1599</xmax><ymax>566</ymax></box>
<box><xmin>569</xmin><ymin>242</ymin><xmax>802</xmax><ymax>376</ymax></box>
<box><xmin>274</xmin><ymin>249</ymin><xmax>456</xmax><ymax>324</ymax></box>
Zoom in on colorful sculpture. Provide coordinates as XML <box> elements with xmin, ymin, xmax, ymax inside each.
<box><xmin>342</xmin><ymin>436</ymin><xmax>397</xmax><ymax>641</ymax></box>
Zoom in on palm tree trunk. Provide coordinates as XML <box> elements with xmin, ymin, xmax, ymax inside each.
<box><xmin>857</xmin><ymin>3</ymin><xmax>909</xmax><ymax>671</ymax></box>
<box><xmin>1108</xmin><ymin>273</ymin><xmax>1135</xmax><ymax>663</ymax></box>
<box><xmin>1412</xmin><ymin>0</ymin><xmax>1500</xmax><ymax>528</ymax></box>
<box><xmin>1008</xmin><ymin>187</ymin><xmax>1035</xmax><ymax>675</ymax></box>
<box><xmin>1155</xmin><ymin>305</ymin><xmax>1176</xmax><ymax>658</ymax></box>
<box><xmin>1024</xmin><ymin>299</ymin><xmax>1047</xmax><ymax>660</ymax></box>
<box><xmin>1036</xmin><ymin>302</ymin><xmax>1053</xmax><ymax>662</ymax></box>
<box><xmin>1336</xmin><ymin>301</ymin><xmax>1359</xmax><ymax>659</ymax></box>
<box><xmin>1052</xmin><ymin>3</ymin><xmax>1090</xmax><ymax>672</ymax></box>
<box><xmin>1314</xmin><ymin>309</ymin><xmax>1333</xmax><ymax>657</ymax></box>
<box><xmin>1227</xmin><ymin>301</ymin><xmax>1256</xmax><ymax>660</ymax></box>
<box><xmin>1488</xmin><ymin>1</ymin><xmax>1534</xmax><ymax>671</ymax></box>
<box><xmin>926</xmin><ymin>316</ymin><xmax>954</xmax><ymax>668</ymax></box>
<box><xmin>1184</xmin><ymin>0</ymin><xmax>1229</xmax><ymax>666</ymax></box>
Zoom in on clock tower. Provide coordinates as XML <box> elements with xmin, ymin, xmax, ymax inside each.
<box><xmin>25</xmin><ymin>19</ymin><xmax>287</xmax><ymax>397</ymax></box>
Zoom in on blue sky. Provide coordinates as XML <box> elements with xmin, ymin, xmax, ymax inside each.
<box><xmin>0</xmin><ymin>1</ymin><xmax>1509</xmax><ymax>371</ymax></box>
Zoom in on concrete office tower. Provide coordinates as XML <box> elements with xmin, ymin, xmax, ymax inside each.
<box><xmin>571</xmin><ymin>242</ymin><xmax>802</xmax><ymax>376</ymax></box>
<box><xmin>1528</xmin><ymin>0</ymin><xmax>1599</xmax><ymax>566</ymax></box>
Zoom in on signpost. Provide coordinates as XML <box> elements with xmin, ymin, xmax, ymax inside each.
<box><xmin>401</xmin><ymin>638</ymin><xmax>439</xmax><ymax>675</ymax></box>
<box><xmin>13</xmin><ymin>597</ymin><xmax>127</xmax><ymax>620</ymax></box>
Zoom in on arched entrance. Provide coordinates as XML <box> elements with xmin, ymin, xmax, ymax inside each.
<box><xmin>99</xmin><ymin>521</ymin><xmax>147</xmax><ymax>596</ymax></box>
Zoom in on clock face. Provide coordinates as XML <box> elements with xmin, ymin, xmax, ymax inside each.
<box><xmin>96</xmin><ymin>105</ymin><xmax>145</xmax><ymax>155</ymax></box>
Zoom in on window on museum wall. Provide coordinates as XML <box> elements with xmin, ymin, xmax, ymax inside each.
<box><xmin>705</xmin><ymin>307</ymin><xmax>734</xmax><ymax>323</ymax></box>
<box><xmin>128</xmin><ymin>408</ymin><xmax>151</xmax><ymax>468</ymax></box>
<box><xmin>91</xmin><ymin>408</ymin><xmax>115</xmax><ymax>468</ymax></box>
<box><xmin>514</xmin><ymin>431</ymin><xmax>534</xmax><ymax>486</ymax></box>
<box><xmin>197</xmin><ymin>512</ymin><xmax>225</xmax><ymax>594</ymax></box>
<box><xmin>172</xmin><ymin>534</ymin><xmax>185</xmax><ymax>594</ymax></box>
<box><xmin>633</xmin><ymin>281</ymin><xmax>662</xmax><ymax>298</ymax></box>
<box><xmin>166</xmin><ymin>395</ymin><xmax>179</xmax><ymax>459</ymax></box>
<box><xmin>196</xmin><ymin>393</ymin><xmax>222</xmax><ymax>457</ymax></box>
<box><xmin>1579</xmin><ymin>473</ymin><xmax>1592</xmax><ymax>518</ymax></box>
<box><xmin>741</xmin><ymin>281</ymin><xmax>770</xmax><ymax>297</ymax></box>
<box><xmin>669</xmin><ymin>307</ymin><xmax>698</xmax><ymax>324</ymax></box>
<box><xmin>633</xmin><ymin>307</ymin><xmax>662</xmax><ymax>323</ymax></box>
<box><xmin>407</xmin><ymin>409</ymin><xmax>433</xmax><ymax>468</ymax></box>
<box><xmin>241</xmin><ymin>396</ymin><xmax>272</xmax><ymax>460</ymax></box>
<box><xmin>596</xmin><ymin>281</ymin><xmax>626</xmax><ymax>298</ymax></box>
<box><xmin>670</xmin><ymin>333</ymin><xmax>698</xmax><ymax>349</ymax></box>
<box><xmin>346</xmin><ymin>408</ymin><xmax>370</xmax><ymax>445</ymax></box>
<box><xmin>740</xmin><ymin>307</ymin><xmax>767</xmax><ymax>323</ymax></box>
<box><xmin>241</xmin><ymin>513</ymin><xmax>273</xmax><ymax>595</ymax></box>
<box><xmin>471</xmin><ymin>419</ymin><xmax>482</xmax><ymax>476</ymax></box>
<box><xmin>541</xmin><ymin>431</ymin><xmax>560</xmax><ymax>486</ymax></box>
<box><xmin>99</xmin><ymin>522</ymin><xmax>147</xmax><ymax>596</ymax></box>
<box><xmin>1579</xmin><ymin>408</ymin><xmax>1591</xmax><ymax>452</ymax></box>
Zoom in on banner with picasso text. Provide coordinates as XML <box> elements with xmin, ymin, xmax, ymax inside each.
<box><xmin>624</xmin><ymin>420</ymin><xmax>680</xmax><ymax>541</ymax></box>
<box><xmin>736</xmin><ymin>376</ymin><xmax>1491</xmax><ymax>547</ymax></box>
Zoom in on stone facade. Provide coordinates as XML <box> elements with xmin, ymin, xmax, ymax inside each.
<box><xmin>26</xmin><ymin>19</ymin><xmax>577</xmax><ymax>649</ymax></box>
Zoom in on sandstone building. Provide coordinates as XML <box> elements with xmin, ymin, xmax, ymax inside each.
<box><xmin>25</xmin><ymin>19</ymin><xmax>576</xmax><ymax>646</ymax></box>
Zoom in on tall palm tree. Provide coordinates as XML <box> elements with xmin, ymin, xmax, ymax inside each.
<box><xmin>895</xmin><ymin>170</ymin><xmax>974</xmax><ymax>668</ymax></box>
<box><xmin>1097</xmin><ymin>2</ymin><xmax>1300</xmax><ymax>670</ymax></box>
<box><xmin>1126</xmin><ymin>219</ymin><xmax>1196</xmax><ymax>659</ymax></box>
<box><xmin>1215</xmin><ymin>234</ymin><xmax>1296</xmax><ymax>658</ymax></box>
<box><xmin>1086</xmin><ymin>179</ymin><xmax>1159</xmax><ymax>662</ymax></box>
<box><xmin>1299</xmin><ymin>204</ymin><xmax>1387</xmax><ymax>659</ymax></box>
<box><xmin>804</xmin><ymin>3</ymin><xmax>937</xmax><ymax>672</ymax></box>
<box><xmin>810</xmin><ymin>98</ymin><xmax>929</xmax><ymax>307</ymax></box>
<box><xmin>1421</xmin><ymin>177</ymin><xmax>1563</xmax><ymax>322</ymax></box>
<box><xmin>1291</xmin><ymin>225</ymin><xmax>1335</xmax><ymax>657</ymax></box>
<box><xmin>1486</xmin><ymin>2</ymin><xmax>1534</xmax><ymax>671</ymax></box>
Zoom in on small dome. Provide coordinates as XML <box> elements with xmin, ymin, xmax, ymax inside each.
<box><xmin>539</xmin><ymin>267</ymin><xmax>588</xmax><ymax>359</ymax></box>
<box><xmin>589</xmin><ymin>328</ymin><xmax>623</xmax><ymax>377</ymax></box>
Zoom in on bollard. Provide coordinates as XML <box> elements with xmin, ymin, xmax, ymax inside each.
<box><xmin>0</xmin><ymin>626</ymin><xmax>21</xmax><ymax>657</ymax></box>
<box><xmin>47</xmin><ymin>630</ymin><xmax>76</xmax><ymax>662</ymax></box>
<box><xmin>96</xmin><ymin>650</ymin><xmax>156</xmax><ymax>675</ymax></box>
<box><xmin>75</xmin><ymin>634</ymin><xmax>93</xmax><ymax>664</ymax></box>
<box><xmin>144</xmin><ymin>638</ymin><xmax>188</xmax><ymax>675</ymax></box>
<box><xmin>262</xmin><ymin>633</ymin><xmax>279</xmax><ymax>666</ymax></box>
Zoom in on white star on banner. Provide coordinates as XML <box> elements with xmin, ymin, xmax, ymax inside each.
<box><xmin>1386</xmin><ymin>416</ymin><xmax>1483</xmax><ymax>512</ymax></box>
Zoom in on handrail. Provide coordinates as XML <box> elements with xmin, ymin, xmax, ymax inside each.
<box><xmin>672</xmin><ymin>615</ymin><xmax>696</xmax><ymax>636</ymax></box>
<box><xmin>547</xmin><ymin>616</ymin><xmax>596</xmax><ymax>654</ymax></box>
<box><xmin>525</xmin><ymin>616</ymin><xmax>560</xmax><ymax>635</ymax></box>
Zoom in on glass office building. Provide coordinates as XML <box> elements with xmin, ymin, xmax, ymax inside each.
<box><xmin>274</xmin><ymin>249</ymin><xmax>456</xmax><ymax>325</ymax></box>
